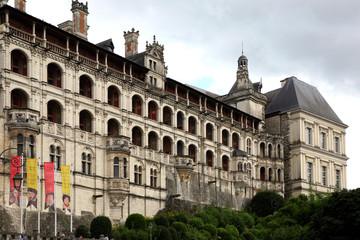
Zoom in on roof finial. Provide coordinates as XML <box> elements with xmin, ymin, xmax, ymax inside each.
<box><xmin>153</xmin><ymin>35</ymin><xmax>156</xmax><ymax>43</ymax></box>
<box><xmin>242</xmin><ymin>42</ymin><xmax>244</xmax><ymax>55</ymax></box>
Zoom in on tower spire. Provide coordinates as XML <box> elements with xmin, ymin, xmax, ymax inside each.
<box><xmin>242</xmin><ymin>42</ymin><xmax>243</xmax><ymax>55</ymax></box>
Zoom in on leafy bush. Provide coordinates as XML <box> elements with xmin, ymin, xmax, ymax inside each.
<box><xmin>184</xmin><ymin>226</ymin><xmax>207</xmax><ymax>240</ymax></box>
<box><xmin>240</xmin><ymin>212</ymin><xmax>255</xmax><ymax>228</ymax></box>
<box><xmin>174</xmin><ymin>211</ymin><xmax>189</xmax><ymax>223</ymax></box>
<box><xmin>195</xmin><ymin>211</ymin><xmax>212</xmax><ymax>224</ymax></box>
<box><xmin>75</xmin><ymin>224</ymin><xmax>90</xmax><ymax>238</ymax></box>
<box><xmin>203</xmin><ymin>223</ymin><xmax>217</xmax><ymax>236</ymax></box>
<box><xmin>168</xmin><ymin>227</ymin><xmax>178</xmax><ymax>240</ymax></box>
<box><xmin>241</xmin><ymin>231</ymin><xmax>257</xmax><ymax>240</ymax></box>
<box><xmin>115</xmin><ymin>226</ymin><xmax>130</xmax><ymax>240</ymax></box>
<box><xmin>248</xmin><ymin>191</ymin><xmax>285</xmax><ymax>217</ymax></box>
<box><xmin>90</xmin><ymin>216</ymin><xmax>112</xmax><ymax>238</ymax></box>
<box><xmin>217</xmin><ymin>227</ymin><xmax>233</xmax><ymax>240</ymax></box>
<box><xmin>171</xmin><ymin>221</ymin><xmax>187</xmax><ymax>238</ymax></box>
<box><xmin>188</xmin><ymin>217</ymin><xmax>204</xmax><ymax>229</ymax></box>
<box><xmin>231</xmin><ymin>213</ymin><xmax>246</xmax><ymax>234</ymax></box>
<box><xmin>156</xmin><ymin>226</ymin><xmax>172</xmax><ymax>240</ymax></box>
<box><xmin>128</xmin><ymin>229</ymin><xmax>148</xmax><ymax>240</ymax></box>
<box><xmin>125</xmin><ymin>213</ymin><xmax>146</xmax><ymax>230</ymax></box>
<box><xmin>226</xmin><ymin>225</ymin><xmax>240</xmax><ymax>238</ymax></box>
<box><xmin>154</xmin><ymin>214</ymin><xmax>170</xmax><ymax>227</ymax></box>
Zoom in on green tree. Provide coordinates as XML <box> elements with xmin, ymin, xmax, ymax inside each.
<box><xmin>90</xmin><ymin>216</ymin><xmax>112</xmax><ymax>239</ymax></box>
<box><xmin>248</xmin><ymin>191</ymin><xmax>285</xmax><ymax>217</ymax></box>
<box><xmin>75</xmin><ymin>224</ymin><xmax>90</xmax><ymax>238</ymax></box>
<box><xmin>125</xmin><ymin>213</ymin><xmax>146</xmax><ymax>230</ymax></box>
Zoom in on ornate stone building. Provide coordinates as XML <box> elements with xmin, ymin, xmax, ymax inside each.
<box><xmin>0</xmin><ymin>0</ymin><xmax>346</xmax><ymax>233</ymax></box>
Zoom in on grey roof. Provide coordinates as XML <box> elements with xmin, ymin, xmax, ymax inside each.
<box><xmin>96</xmin><ymin>39</ymin><xmax>114</xmax><ymax>52</ymax></box>
<box><xmin>126</xmin><ymin>52</ymin><xmax>146</xmax><ymax>66</ymax></box>
<box><xmin>265</xmin><ymin>77</ymin><xmax>344</xmax><ymax>125</ymax></box>
<box><xmin>185</xmin><ymin>84</ymin><xmax>219</xmax><ymax>98</ymax></box>
<box><xmin>228</xmin><ymin>79</ymin><xmax>254</xmax><ymax>94</ymax></box>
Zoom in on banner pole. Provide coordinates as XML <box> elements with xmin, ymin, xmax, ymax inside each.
<box><xmin>20</xmin><ymin>153</ymin><xmax>24</xmax><ymax>235</ymax></box>
<box><xmin>38</xmin><ymin>158</ymin><xmax>40</xmax><ymax>234</ymax></box>
<box><xmin>54</xmin><ymin>174</ymin><xmax>57</xmax><ymax>236</ymax></box>
<box><xmin>70</xmin><ymin>164</ymin><xmax>73</xmax><ymax>233</ymax></box>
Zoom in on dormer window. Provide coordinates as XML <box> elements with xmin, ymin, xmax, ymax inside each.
<box><xmin>149</xmin><ymin>59</ymin><xmax>157</xmax><ymax>70</ymax></box>
<box><xmin>149</xmin><ymin>59</ymin><xmax>152</xmax><ymax>69</ymax></box>
<box><xmin>153</xmin><ymin>61</ymin><xmax>156</xmax><ymax>70</ymax></box>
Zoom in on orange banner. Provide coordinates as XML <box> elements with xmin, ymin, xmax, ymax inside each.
<box><xmin>44</xmin><ymin>162</ymin><xmax>54</xmax><ymax>211</ymax></box>
<box><xmin>9</xmin><ymin>156</ymin><xmax>21</xmax><ymax>207</ymax></box>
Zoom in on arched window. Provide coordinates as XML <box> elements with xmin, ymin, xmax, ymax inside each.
<box><xmin>269</xmin><ymin>168</ymin><xmax>273</xmax><ymax>181</ymax></box>
<box><xmin>222</xmin><ymin>156</ymin><xmax>229</xmax><ymax>171</ymax></box>
<box><xmin>277</xmin><ymin>144</ymin><xmax>281</xmax><ymax>159</ymax></box>
<box><xmin>114</xmin><ymin>157</ymin><xmax>120</xmax><ymax>178</ymax></box>
<box><xmin>11</xmin><ymin>50</ymin><xmax>27</xmax><ymax>76</ymax></box>
<box><xmin>277</xmin><ymin>169</ymin><xmax>281</xmax><ymax>182</ymax></box>
<box><xmin>163</xmin><ymin>106</ymin><xmax>172</xmax><ymax>126</ymax></box>
<box><xmin>232</xmin><ymin>133</ymin><xmax>239</xmax><ymax>150</ymax></box>
<box><xmin>150</xmin><ymin>168</ymin><xmax>157</xmax><ymax>187</ymax></box>
<box><xmin>79</xmin><ymin>75</ymin><xmax>92</xmax><ymax>98</ymax></box>
<box><xmin>28</xmin><ymin>135</ymin><xmax>35</xmax><ymax>158</ymax></box>
<box><xmin>108</xmin><ymin>86</ymin><xmax>119</xmax><ymax>107</ymax></box>
<box><xmin>47</xmin><ymin>63</ymin><xmax>61</xmax><ymax>87</ymax></box>
<box><xmin>134</xmin><ymin>165</ymin><xmax>142</xmax><ymax>185</ymax></box>
<box><xmin>177</xmin><ymin>112</ymin><xmax>184</xmax><ymax>130</ymax></box>
<box><xmin>11</xmin><ymin>89</ymin><xmax>27</xmax><ymax>108</ymax></box>
<box><xmin>206</xmin><ymin>150</ymin><xmax>213</xmax><ymax>167</ymax></box>
<box><xmin>188</xmin><ymin>145</ymin><xmax>197</xmax><ymax>162</ymax></box>
<box><xmin>148</xmin><ymin>101</ymin><xmax>158</xmax><ymax>121</ymax></box>
<box><xmin>260</xmin><ymin>142</ymin><xmax>265</xmax><ymax>157</ymax></box>
<box><xmin>132</xmin><ymin>95</ymin><xmax>142</xmax><ymax>116</ymax></box>
<box><xmin>47</xmin><ymin>100</ymin><xmax>62</xmax><ymax>124</ymax></box>
<box><xmin>132</xmin><ymin>127</ymin><xmax>142</xmax><ymax>147</ymax></box>
<box><xmin>246</xmin><ymin>139</ymin><xmax>252</xmax><ymax>155</ymax></box>
<box><xmin>163</xmin><ymin>136</ymin><xmax>172</xmax><ymax>155</ymax></box>
<box><xmin>260</xmin><ymin>167</ymin><xmax>265</xmax><ymax>181</ymax></box>
<box><xmin>206</xmin><ymin>123</ymin><xmax>213</xmax><ymax>140</ymax></box>
<box><xmin>148</xmin><ymin>131</ymin><xmax>158</xmax><ymax>151</ymax></box>
<box><xmin>177</xmin><ymin>141</ymin><xmax>184</xmax><ymax>156</ymax></box>
<box><xmin>17</xmin><ymin>134</ymin><xmax>23</xmax><ymax>156</ymax></box>
<box><xmin>81</xmin><ymin>153</ymin><xmax>91</xmax><ymax>175</ymax></box>
<box><xmin>108</xmin><ymin>119</ymin><xmax>119</xmax><ymax>136</ymax></box>
<box><xmin>123</xmin><ymin>158</ymin><xmax>127</xmax><ymax>178</ymax></box>
<box><xmin>268</xmin><ymin>144</ymin><xmax>273</xmax><ymax>158</ymax></box>
<box><xmin>79</xmin><ymin>110</ymin><xmax>92</xmax><ymax>132</ymax></box>
<box><xmin>238</xmin><ymin>162</ymin><xmax>243</xmax><ymax>172</ymax></box>
<box><xmin>50</xmin><ymin>145</ymin><xmax>61</xmax><ymax>170</ymax></box>
<box><xmin>188</xmin><ymin>116</ymin><xmax>196</xmax><ymax>134</ymax></box>
<box><xmin>222</xmin><ymin>130</ymin><xmax>229</xmax><ymax>146</ymax></box>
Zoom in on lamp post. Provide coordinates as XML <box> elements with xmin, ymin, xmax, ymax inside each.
<box><xmin>148</xmin><ymin>222</ymin><xmax>153</xmax><ymax>240</ymax></box>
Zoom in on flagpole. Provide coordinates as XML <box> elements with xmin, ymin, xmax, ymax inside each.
<box><xmin>37</xmin><ymin>158</ymin><xmax>40</xmax><ymax>234</ymax></box>
<box><xmin>54</xmin><ymin>173</ymin><xmax>57</xmax><ymax>236</ymax></box>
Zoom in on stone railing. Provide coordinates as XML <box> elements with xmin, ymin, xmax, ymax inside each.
<box><xmin>6</xmin><ymin>108</ymin><xmax>40</xmax><ymax>132</ymax></box>
<box><xmin>108</xmin><ymin>178</ymin><xmax>130</xmax><ymax>192</ymax></box>
<box><xmin>106</xmin><ymin>135</ymin><xmax>131</xmax><ymax>154</ymax></box>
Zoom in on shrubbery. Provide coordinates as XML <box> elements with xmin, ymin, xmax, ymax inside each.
<box><xmin>90</xmin><ymin>216</ymin><xmax>112</xmax><ymax>239</ymax></box>
<box><xmin>75</xmin><ymin>224</ymin><xmax>90</xmax><ymax>238</ymax></box>
<box><xmin>125</xmin><ymin>213</ymin><xmax>146</xmax><ymax>230</ymax></box>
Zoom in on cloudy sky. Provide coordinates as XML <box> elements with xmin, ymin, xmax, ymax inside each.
<box><xmin>21</xmin><ymin>0</ymin><xmax>360</xmax><ymax>189</ymax></box>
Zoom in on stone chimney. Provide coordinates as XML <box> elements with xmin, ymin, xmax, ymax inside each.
<box><xmin>71</xmin><ymin>0</ymin><xmax>89</xmax><ymax>40</ymax></box>
<box><xmin>124</xmin><ymin>28</ymin><xmax>139</xmax><ymax>58</ymax></box>
<box><xmin>0</xmin><ymin>0</ymin><xmax>8</xmax><ymax>7</ymax></box>
<box><xmin>14</xmin><ymin>0</ymin><xmax>26</xmax><ymax>12</ymax></box>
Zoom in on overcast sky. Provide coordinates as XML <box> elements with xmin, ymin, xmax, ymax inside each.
<box><xmin>20</xmin><ymin>0</ymin><xmax>360</xmax><ymax>189</ymax></box>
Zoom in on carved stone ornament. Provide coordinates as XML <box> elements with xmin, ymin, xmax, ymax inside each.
<box><xmin>109</xmin><ymin>193</ymin><xmax>127</xmax><ymax>207</ymax></box>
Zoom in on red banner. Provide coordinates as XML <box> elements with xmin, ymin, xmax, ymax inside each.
<box><xmin>9</xmin><ymin>156</ymin><xmax>21</xmax><ymax>207</ymax></box>
<box><xmin>44</xmin><ymin>162</ymin><xmax>54</xmax><ymax>211</ymax></box>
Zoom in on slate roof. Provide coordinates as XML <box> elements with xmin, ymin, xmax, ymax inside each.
<box><xmin>228</xmin><ymin>79</ymin><xmax>254</xmax><ymax>94</ymax></box>
<box><xmin>126</xmin><ymin>52</ymin><xmax>146</xmax><ymax>66</ymax></box>
<box><xmin>96</xmin><ymin>39</ymin><xmax>114</xmax><ymax>52</ymax></box>
<box><xmin>265</xmin><ymin>77</ymin><xmax>344</xmax><ymax>125</ymax></box>
<box><xmin>232</xmin><ymin>149</ymin><xmax>248</xmax><ymax>157</ymax></box>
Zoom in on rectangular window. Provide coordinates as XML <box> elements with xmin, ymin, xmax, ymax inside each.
<box><xmin>153</xmin><ymin>78</ymin><xmax>157</xmax><ymax>86</ymax></box>
<box><xmin>322</xmin><ymin>166</ymin><xmax>326</xmax><ymax>186</ymax></box>
<box><xmin>335</xmin><ymin>137</ymin><xmax>339</xmax><ymax>153</ymax></box>
<box><xmin>336</xmin><ymin>170</ymin><xmax>340</xmax><ymax>188</ymax></box>
<box><xmin>149</xmin><ymin>59</ymin><xmax>152</xmax><ymax>69</ymax></box>
<box><xmin>306</xmin><ymin>128</ymin><xmax>312</xmax><ymax>144</ymax></box>
<box><xmin>321</xmin><ymin>132</ymin><xmax>326</xmax><ymax>149</ymax></box>
<box><xmin>149</xmin><ymin>76</ymin><xmax>153</xmax><ymax>84</ymax></box>
<box><xmin>307</xmin><ymin>162</ymin><xmax>312</xmax><ymax>183</ymax></box>
<box><xmin>153</xmin><ymin>61</ymin><xmax>156</xmax><ymax>70</ymax></box>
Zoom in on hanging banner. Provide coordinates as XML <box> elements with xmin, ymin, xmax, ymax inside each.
<box><xmin>44</xmin><ymin>162</ymin><xmax>55</xmax><ymax>211</ymax></box>
<box><xmin>26</xmin><ymin>158</ymin><xmax>38</xmax><ymax>208</ymax></box>
<box><xmin>61</xmin><ymin>165</ymin><xmax>71</xmax><ymax>212</ymax></box>
<box><xmin>9</xmin><ymin>156</ymin><xmax>21</xmax><ymax>207</ymax></box>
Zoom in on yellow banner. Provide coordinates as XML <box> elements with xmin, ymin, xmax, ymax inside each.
<box><xmin>26</xmin><ymin>158</ymin><xmax>38</xmax><ymax>208</ymax></box>
<box><xmin>61</xmin><ymin>165</ymin><xmax>71</xmax><ymax>212</ymax></box>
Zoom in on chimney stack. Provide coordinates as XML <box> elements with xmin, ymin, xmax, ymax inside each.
<box><xmin>14</xmin><ymin>0</ymin><xmax>26</xmax><ymax>12</ymax></box>
<box><xmin>71</xmin><ymin>0</ymin><xmax>89</xmax><ymax>40</ymax></box>
<box><xmin>124</xmin><ymin>28</ymin><xmax>139</xmax><ymax>58</ymax></box>
<box><xmin>0</xmin><ymin>0</ymin><xmax>8</xmax><ymax>7</ymax></box>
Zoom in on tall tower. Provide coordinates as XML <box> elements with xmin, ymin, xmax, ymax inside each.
<box><xmin>14</xmin><ymin>0</ymin><xmax>26</xmax><ymax>12</ymax></box>
<box><xmin>124</xmin><ymin>28</ymin><xmax>139</xmax><ymax>58</ymax></box>
<box><xmin>236</xmin><ymin>53</ymin><xmax>249</xmax><ymax>90</ymax></box>
<box><xmin>71</xmin><ymin>0</ymin><xmax>89</xmax><ymax>40</ymax></box>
